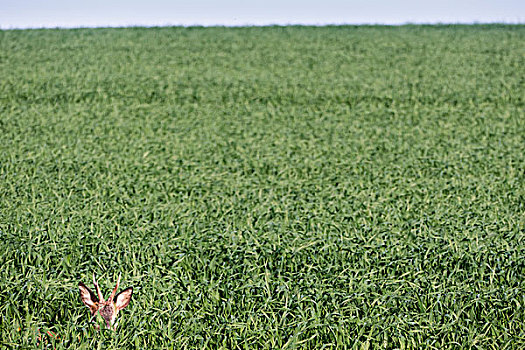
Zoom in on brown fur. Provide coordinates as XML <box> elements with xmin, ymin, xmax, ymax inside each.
<box><xmin>78</xmin><ymin>275</ymin><xmax>133</xmax><ymax>330</ymax></box>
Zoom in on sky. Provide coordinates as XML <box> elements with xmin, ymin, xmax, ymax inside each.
<box><xmin>1</xmin><ymin>0</ymin><xmax>523</xmax><ymax>29</ymax></box>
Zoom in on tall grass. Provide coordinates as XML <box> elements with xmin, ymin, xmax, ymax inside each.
<box><xmin>0</xmin><ymin>25</ymin><xmax>524</xmax><ymax>348</ymax></box>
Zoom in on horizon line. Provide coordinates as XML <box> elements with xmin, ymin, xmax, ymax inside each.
<box><xmin>2</xmin><ymin>21</ymin><xmax>524</xmax><ymax>30</ymax></box>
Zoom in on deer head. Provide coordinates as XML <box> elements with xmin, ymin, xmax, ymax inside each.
<box><xmin>78</xmin><ymin>274</ymin><xmax>133</xmax><ymax>330</ymax></box>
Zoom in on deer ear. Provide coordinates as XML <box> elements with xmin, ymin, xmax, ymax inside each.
<box><xmin>79</xmin><ymin>282</ymin><xmax>99</xmax><ymax>311</ymax></box>
<box><xmin>114</xmin><ymin>287</ymin><xmax>133</xmax><ymax>311</ymax></box>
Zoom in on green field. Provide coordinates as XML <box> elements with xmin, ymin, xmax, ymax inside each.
<box><xmin>0</xmin><ymin>25</ymin><xmax>524</xmax><ymax>349</ymax></box>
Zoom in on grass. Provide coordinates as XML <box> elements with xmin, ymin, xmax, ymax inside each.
<box><xmin>0</xmin><ymin>24</ymin><xmax>524</xmax><ymax>349</ymax></box>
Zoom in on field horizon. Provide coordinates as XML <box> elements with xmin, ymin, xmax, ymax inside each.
<box><xmin>3</xmin><ymin>22</ymin><xmax>524</xmax><ymax>31</ymax></box>
<box><xmin>0</xmin><ymin>24</ymin><xmax>524</xmax><ymax>349</ymax></box>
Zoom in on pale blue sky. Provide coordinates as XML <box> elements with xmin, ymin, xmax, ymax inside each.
<box><xmin>1</xmin><ymin>0</ymin><xmax>523</xmax><ymax>29</ymax></box>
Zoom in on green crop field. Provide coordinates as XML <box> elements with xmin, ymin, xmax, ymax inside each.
<box><xmin>0</xmin><ymin>25</ymin><xmax>524</xmax><ymax>349</ymax></box>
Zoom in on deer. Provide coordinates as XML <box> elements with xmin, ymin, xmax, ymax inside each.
<box><xmin>78</xmin><ymin>274</ymin><xmax>133</xmax><ymax>330</ymax></box>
